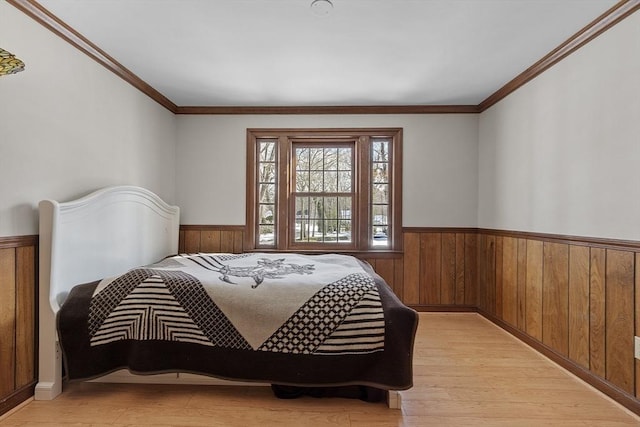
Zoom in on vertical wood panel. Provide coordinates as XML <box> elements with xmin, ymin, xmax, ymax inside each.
<box><xmin>485</xmin><ymin>235</ymin><xmax>496</xmax><ymax>315</ymax></box>
<box><xmin>233</xmin><ymin>231</ymin><xmax>244</xmax><ymax>254</ymax></box>
<box><xmin>402</xmin><ymin>232</ymin><xmax>420</xmax><ymax>305</ymax></box>
<box><xmin>183</xmin><ymin>230</ymin><xmax>201</xmax><ymax>253</ymax></box>
<box><xmin>636</xmin><ymin>253</ymin><xmax>640</xmax><ymax>398</ymax></box>
<box><xmin>0</xmin><ymin>248</ymin><xmax>16</xmax><ymax>396</ymax></box>
<box><xmin>517</xmin><ymin>239</ymin><xmax>527</xmax><ymax>330</ymax></box>
<box><xmin>502</xmin><ymin>237</ymin><xmax>518</xmax><ymax>327</ymax></box>
<box><xmin>568</xmin><ymin>245</ymin><xmax>590</xmax><ymax>369</ymax></box>
<box><xmin>420</xmin><ymin>233</ymin><xmax>441</xmax><ymax>305</ymax></box>
<box><xmin>200</xmin><ymin>230</ymin><xmax>221</xmax><ymax>252</ymax></box>
<box><xmin>464</xmin><ymin>233</ymin><xmax>477</xmax><ymax>306</ymax></box>
<box><xmin>220</xmin><ymin>231</ymin><xmax>235</xmax><ymax>253</ymax></box>
<box><xmin>477</xmin><ymin>234</ymin><xmax>487</xmax><ymax>311</ymax></box>
<box><xmin>455</xmin><ymin>234</ymin><xmax>465</xmax><ymax>305</ymax></box>
<box><xmin>178</xmin><ymin>230</ymin><xmax>185</xmax><ymax>253</ymax></box>
<box><xmin>525</xmin><ymin>240</ymin><xmax>543</xmax><ymax>341</ymax></box>
<box><xmin>375</xmin><ymin>258</ymin><xmax>395</xmax><ymax>290</ymax></box>
<box><xmin>440</xmin><ymin>233</ymin><xmax>456</xmax><ymax>305</ymax></box>
<box><xmin>15</xmin><ymin>246</ymin><xmax>35</xmax><ymax>388</ymax></box>
<box><xmin>542</xmin><ymin>242</ymin><xmax>569</xmax><ymax>356</ymax></box>
<box><xmin>590</xmin><ymin>247</ymin><xmax>606</xmax><ymax>378</ymax></box>
<box><xmin>495</xmin><ymin>236</ymin><xmax>504</xmax><ymax>319</ymax></box>
<box><xmin>394</xmin><ymin>257</ymin><xmax>404</xmax><ymax>301</ymax></box>
<box><xmin>605</xmin><ymin>250</ymin><xmax>634</xmax><ymax>394</ymax></box>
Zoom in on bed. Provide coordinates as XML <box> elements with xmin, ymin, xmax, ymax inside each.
<box><xmin>36</xmin><ymin>186</ymin><xmax>417</xmax><ymax>407</ymax></box>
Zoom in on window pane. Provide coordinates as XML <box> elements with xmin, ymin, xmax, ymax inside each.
<box><xmin>296</xmin><ymin>147</ymin><xmax>309</xmax><ymax>170</ymax></box>
<box><xmin>309</xmin><ymin>171</ymin><xmax>323</xmax><ymax>192</ymax></box>
<box><xmin>259</xmin><ymin>163</ymin><xmax>276</xmax><ymax>183</ymax></box>
<box><xmin>372</xmin><ymin>226</ymin><xmax>388</xmax><ymax>247</ymax></box>
<box><xmin>324</xmin><ymin>171</ymin><xmax>338</xmax><ymax>192</ymax></box>
<box><xmin>372</xmin><ymin>164</ymin><xmax>388</xmax><ymax>183</ymax></box>
<box><xmin>372</xmin><ymin>205</ymin><xmax>388</xmax><ymax>226</ymax></box>
<box><xmin>259</xmin><ymin>204</ymin><xmax>275</xmax><ymax>225</ymax></box>
<box><xmin>372</xmin><ymin>183</ymin><xmax>388</xmax><ymax>204</ymax></box>
<box><xmin>259</xmin><ymin>183</ymin><xmax>275</xmax><ymax>203</ymax></box>
<box><xmin>324</xmin><ymin>148</ymin><xmax>338</xmax><ymax>170</ymax></box>
<box><xmin>259</xmin><ymin>225</ymin><xmax>275</xmax><ymax>245</ymax></box>
<box><xmin>372</xmin><ymin>140</ymin><xmax>389</xmax><ymax>162</ymax></box>
<box><xmin>296</xmin><ymin>170</ymin><xmax>309</xmax><ymax>192</ymax></box>
<box><xmin>323</xmin><ymin>220</ymin><xmax>337</xmax><ymax>242</ymax></box>
<box><xmin>309</xmin><ymin>148</ymin><xmax>324</xmax><ymax>170</ymax></box>
<box><xmin>259</xmin><ymin>141</ymin><xmax>277</xmax><ymax>162</ymax></box>
<box><xmin>323</xmin><ymin>197</ymin><xmax>337</xmax><ymax>219</ymax></box>
<box><xmin>339</xmin><ymin>220</ymin><xmax>352</xmax><ymax>242</ymax></box>
<box><xmin>338</xmin><ymin>171</ymin><xmax>352</xmax><ymax>192</ymax></box>
<box><xmin>338</xmin><ymin>197</ymin><xmax>352</xmax><ymax>220</ymax></box>
<box><xmin>338</xmin><ymin>148</ymin><xmax>352</xmax><ymax>170</ymax></box>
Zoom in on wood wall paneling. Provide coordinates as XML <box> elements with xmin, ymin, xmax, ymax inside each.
<box><xmin>440</xmin><ymin>233</ymin><xmax>456</xmax><ymax>305</ymax></box>
<box><xmin>495</xmin><ymin>236</ymin><xmax>504</xmax><ymax>319</ymax></box>
<box><xmin>542</xmin><ymin>242</ymin><xmax>569</xmax><ymax>356</ymax></box>
<box><xmin>0</xmin><ymin>248</ymin><xmax>17</xmax><ymax>397</ymax></box>
<box><xmin>590</xmin><ymin>247</ymin><xmax>607</xmax><ymax>378</ymax></box>
<box><xmin>525</xmin><ymin>240</ymin><xmax>543</xmax><ymax>341</ymax></box>
<box><xmin>636</xmin><ymin>253</ymin><xmax>640</xmax><ymax>399</ymax></box>
<box><xmin>0</xmin><ymin>237</ymin><xmax>38</xmax><ymax>416</ymax></box>
<box><xmin>455</xmin><ymin>233</ymin><xmax>466</xmax><ymax>305</ymax></box>
<box><xmin>501</xmin><ymin>236</ymin><xmax>518</xmax><ymax>327</ymax></box>
<box><xmin>605</xmin><ymin>250</ymin><xmax>635</xmax><ymax>394</ymax></box>
<box><xmin>420</xmin><ymin>233</ymin><xmax>441</xmax><ymax>304</ymax></box>
<box><xmin>568</xmin><ymin>245</ymin><xmax>590</xmax><ymax>369</ymax></box>
<box><xmin>402</xmin><ymin>232</ymin><xmax>420</xmax><ymax>305</ymax></box>
<box><xmin>516</xmin><ymin>238</ymin><xmax>527</xmax><ymax>330</ymax></box>
<box><xmin>15</xmin><ymin>246</ymin><xmax>36</xmax><ymax>388</ymax></box>
<box><xmin>464</xmin><ymin>233</ymin><xmax>477</xmax><ymax>306</ymax></box>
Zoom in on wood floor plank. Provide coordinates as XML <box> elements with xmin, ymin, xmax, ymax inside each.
<box><xmin>3</xmin><ymin>313</ymin><xmax>639</xmax><ymax>426</ymax></box>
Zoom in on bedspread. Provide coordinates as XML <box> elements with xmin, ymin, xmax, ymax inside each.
<box><xmin>58</xmin><ymin>253</ymin><xmax>418</xmax><ymax>390</ymax></box>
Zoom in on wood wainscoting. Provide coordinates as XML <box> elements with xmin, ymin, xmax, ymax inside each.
<box><xmin>179</xmin><ymin>225</ymin><xmax>640</xmax><ymax>414</ymax></box>
<box><xmin>476</xmin><ymin>229</ymin><xmax>640</xmax><ymax>414</ymax></box>
<box><xmin>0</xmin><ymin>236</ymin><xmax>37</xmax><ymax>416</ymax></box>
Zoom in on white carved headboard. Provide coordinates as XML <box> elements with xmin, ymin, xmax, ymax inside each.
<box><xmin>37</xmin><ymin>185</ymin><xmax>179</xmax><ymax>400</ymax></box>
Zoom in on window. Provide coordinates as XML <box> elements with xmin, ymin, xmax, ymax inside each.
<box><xmin>246</xmin><ymin>128</ymin><xmax>402</xmax><ymax>252</ymax></box>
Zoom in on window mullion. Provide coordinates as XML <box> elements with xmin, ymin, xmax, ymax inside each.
<box><xmin>277</xmin><ymin>136</ymin><xmax>290</xmax><ymax>250</ymax></box>
<box><xmin>357</xmin><ymin>136</ymin><xmax>370</xmax><ymax>250</ymax></box>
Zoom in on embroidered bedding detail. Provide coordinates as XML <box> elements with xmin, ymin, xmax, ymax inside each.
<box><xmin>87</xmin><ymin>253</ymin><xmax>385</xmax><ymax>355</ymax></box>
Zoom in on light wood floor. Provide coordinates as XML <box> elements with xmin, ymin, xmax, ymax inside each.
<box><xmin>2</xmin><ymin>313</ymin><xmax>639</xmax><ymax>426</ymax></box>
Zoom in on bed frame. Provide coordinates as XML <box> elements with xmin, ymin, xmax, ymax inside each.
<box><xmin>36</xmin><ymin>185</ymin><xmax>401</xmax><ymax>408</ymax></box>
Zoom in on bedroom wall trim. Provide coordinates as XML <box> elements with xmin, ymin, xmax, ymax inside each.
<box><xmin>0</xmin><ymin>236</ymin><xmax>37</xmax><ymax>417</ymax></box>
<box><xmin>0</xmin><ymin>235</ymin><xmax>37</xmax><ymax>250</ymax></box>
<box><xmin>9</xmin><ymin>0</ymin><xmax>639</xmax><ymax>115</ymax></box>
<box><xmin>174</xmin><ymin>105</ymin><xmax>480</xmax><ymax>115</ymax></box>
<box><xmin>479</xmin><ymin>0</ymin><xmax>640</xmax><ymax>111</ymax></box>
<box><xmin>6</xmin><ymin>0</ymin><xmax>178</xmax><ymax>113</ymax></box>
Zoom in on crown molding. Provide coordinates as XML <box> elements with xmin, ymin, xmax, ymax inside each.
<box><xmin>7</xmin><ymin>0</ymin><xmax>178</xmax><ymax>113</ymax></box>
<box><xmin>175</xmin><ymin>105</ymin><xmax>479</xmax><ymax>115</ymax></box>
<box><xmin>479</xmin><ymin>0</ymin><xmax>640</xmax><ymax>112</ymax></box>
<box><xmin>9</xmin><ymin>0</ymin><xmax>640</xmax><ymax>115</ymax></box>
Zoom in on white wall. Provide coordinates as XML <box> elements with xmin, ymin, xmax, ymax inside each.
<box><xmin>478</xmin><ymin>11</ymin><xmax>640</xmax><ymax>241</ymax></box>
<box><xmin>0</xmin><ymin>2</ymin><xmax>176</xmax><ymax>237</ymax></box>
<box><xmin>176</xmin><ymin>114</ymin><xmax>479</xmax><ymax>227</ymax></box>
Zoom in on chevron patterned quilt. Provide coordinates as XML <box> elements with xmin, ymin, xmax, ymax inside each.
<box><xmin>57</xmin><ymin>253</ymin><xmax>418</xmax><ymax>390</ymax></box>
